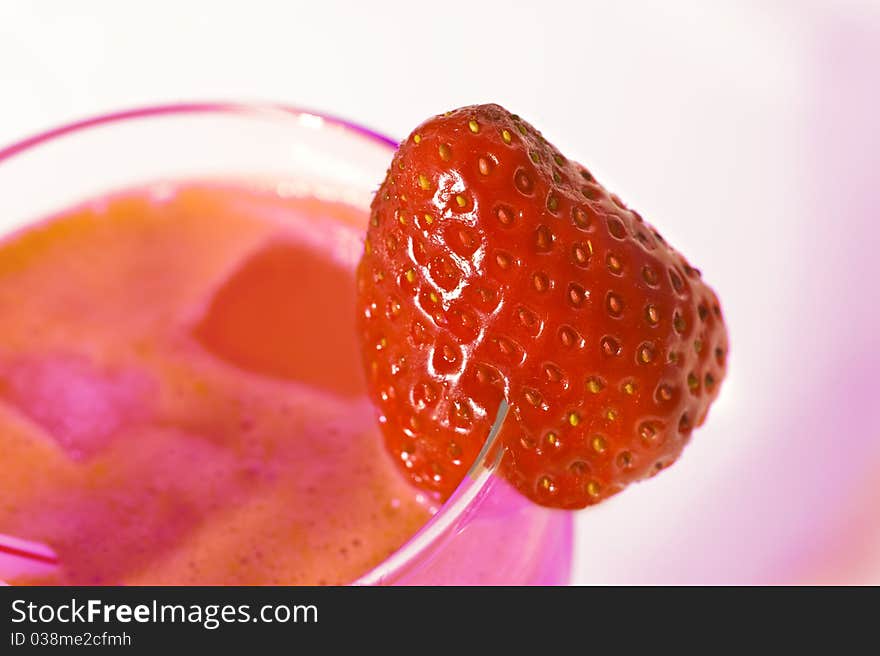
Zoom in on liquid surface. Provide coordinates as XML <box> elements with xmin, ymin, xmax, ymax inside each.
<box><xmin>0</xmin><ymin>182</ymin><xmax>431</xmax><ymax>585</ymax></box>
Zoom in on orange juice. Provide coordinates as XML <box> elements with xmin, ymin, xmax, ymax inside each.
<box><xmin>0</xmin><ymin>182</ymin><xmax>431</xmax><ymax>585</ymax></box>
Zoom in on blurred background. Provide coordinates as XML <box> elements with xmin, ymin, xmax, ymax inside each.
<box><xmin>1</xmin><ymin>0</ymin><xmax>878</xmax><ymax>584</ymax></box>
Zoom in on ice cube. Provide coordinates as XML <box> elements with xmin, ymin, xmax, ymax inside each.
<box><xmin>0</xmin><ymin>355</ymin><xmax>154</xmax><ymax>459</ymax></box>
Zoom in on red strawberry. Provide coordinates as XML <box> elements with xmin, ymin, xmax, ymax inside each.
<box><xmin>356</xmin><ymin>104</ymin><xmax>727</xmax><ymax>509</ymax></box>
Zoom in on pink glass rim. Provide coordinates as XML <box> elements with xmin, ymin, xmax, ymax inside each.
<box><xmin>0</xmin><ymin>101</ymin><xmax>399</xmax><ymax>163</ymax></box>
<box><xmin>0</xmin><ymin>101</ymin><xmax>509</xmax><ymax>584</ymax></box>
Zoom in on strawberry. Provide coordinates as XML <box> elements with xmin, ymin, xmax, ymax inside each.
<box><xmin>356</xmin><ymin>104</ymin><xmax>727</xmax><ymax>509</ymax></box>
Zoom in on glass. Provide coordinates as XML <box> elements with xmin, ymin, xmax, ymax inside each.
<box><xmin>0</xmin><ymin>103</ymin><xmax>573</xmax><ymax>585</ymax></box>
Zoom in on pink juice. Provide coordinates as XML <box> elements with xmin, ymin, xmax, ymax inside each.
<box><xmin>0</xmin><ymin>183</ymin><xmax>433</xmax><ymax>584</ymax></box>
<box><xmin>0</xmin><ymin>180</ymin><xmax>572</xmax><ymax>585</ymax></box>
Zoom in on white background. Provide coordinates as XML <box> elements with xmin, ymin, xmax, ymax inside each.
<box><xmin>2</xmin><ymin>1</ymin><xmax>879</xmax><ymax>584</ymax></box>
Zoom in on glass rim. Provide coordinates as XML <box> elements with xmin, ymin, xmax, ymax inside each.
<box><xmin>0</xmin><ymin>101</ymin><xmax>510</xmax><ymax>585</ymax></box>
<box><xmin>0</xmin><ymin>101</ymin><xmax>399</xmax><ymax>163</ymax></box>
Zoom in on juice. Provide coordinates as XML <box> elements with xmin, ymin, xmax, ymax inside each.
<box><xmin>0</xmin><ymin>182</ymin><xmax>433</xmax><ymax>585</ymax></box>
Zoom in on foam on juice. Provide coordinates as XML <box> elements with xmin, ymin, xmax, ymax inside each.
<box><xmin>0</xmin><ymin>182</ymin><xmax>432</xmax><ymax>585</ymax></box>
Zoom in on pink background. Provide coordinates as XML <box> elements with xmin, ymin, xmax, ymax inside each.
<box><xmin>1</xmin><ymin>1</ymin><xmax>878</xmax><ymax>584</ymax></box>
